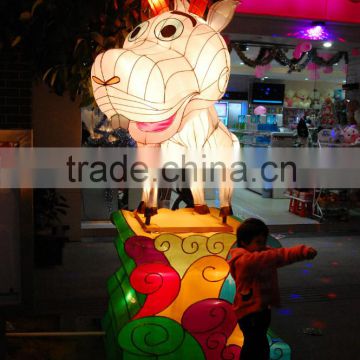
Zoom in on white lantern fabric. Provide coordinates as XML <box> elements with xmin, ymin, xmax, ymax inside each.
<box><xmin>91</xmin><ymin>0</ymin><xmax>240</xmax><ymax>210</ymax></box>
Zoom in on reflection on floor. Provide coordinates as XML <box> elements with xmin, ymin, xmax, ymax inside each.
<box><xmin>230</xmin><ymin>189</ymin><xmax>318</xmax><ymax>225</ymax></box>
<box><xmin>204</xmin><ymin>188</ymin><xmax>318</xmax><ymax>225</ymax></box>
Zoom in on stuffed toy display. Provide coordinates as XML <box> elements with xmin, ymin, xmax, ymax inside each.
<box><xmin>343</xmin><ymin>125</ymin><xmax>360</xmax><ymax>143</ymax></box>
<box><xmin>330</xmin><ymin>127</ymin><xmax>344</xmax><ymax>143</ymax></box>
<box><xmin>318</xmin><ymin>125</ymin><xmax>360</xmax><ymax>145</ymax></box>
<box><xmin>320</xmin><ymin>89</ymin><xmax>335</xmax><ymax>105</ymax></box>
<box><xmin>317</xmin><ymin>128</ymin><xmax>333</xmax><ymax>143</ymax></box>
<box><xmin>284</xmin><ymin>89</ymin><xmax>314</xmax><ymax>109</ymax></box>
<box><xmin>309</xmin><ymin>89</ymin><xmax>321</xmax><ymax>109</ymax></box>
<box><xmin>320</xmin><ymin>97</ymin><xmax>336</xmax><ymax>126</ymax></box>
<box><xmin>284</xmin><ymin>89</ymin><xmax>295</xmax><ymax>107</ymax></box>
<box><xmin>295</xmin><ymin>89</ymin><xmax>311</xmax><ymax>108</ymax></box>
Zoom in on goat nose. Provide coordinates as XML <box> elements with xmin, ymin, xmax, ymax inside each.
<box><xmin>92</xmin><ymin>76</ymin><xmax>120</xmax><ymax>86</ymax></box>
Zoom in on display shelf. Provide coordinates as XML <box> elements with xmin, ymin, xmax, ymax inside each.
<box><xmin>239</xmin><ymin>142</ymin><xmax>270</xmax><ymax>147</ymax></box>
<box><xmin>284</xmin><ymin>194</ymin><xmax>312</xmax><ymax>203</ymax></box>
<box><xmin>312</xmin><ymin>189</ymin><xmax>350</xmax><ymax>221</ymax></box>
<box><xmin>318</xmin><ymin>141</ymin><xmax>360</xmax><ymax>148</ymax></box>
<box><xmin>285</xmin><ymin>189</ymin><xmax>350</xmax><ymax>220</ymax></box>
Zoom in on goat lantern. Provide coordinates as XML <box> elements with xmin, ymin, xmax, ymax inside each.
<box><xmin>91</xmin><ymin>0</ymin><xmax>240</xmax><ymax>224</ymax></box>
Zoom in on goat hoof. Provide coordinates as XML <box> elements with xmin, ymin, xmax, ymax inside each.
<box><xmin>144</xmin><ymin>207</ymin><xmax>158</xmax><ymax>225</ymax></box>
<box><xmin>219</xmin><ymin>206</ymin><xmax>233</xmax><ymax>223</ymax></box>
<box><xmin>137</xmin><ymin>201</ymin><xmax>146</xmax><ymax>214</ymax></box>
<box><xmin>194</xmin><ymin>204</ymin><xmax>210</xmax><ymax>214</ymax></box>
<box><xmin>144</xmin><ymin>207</ymin><xmax>158</xmax><ymax>217</ymax></box>
<box><xmin>219</xmin><ymin>206</ymin><xmax>233</xmax><ymax>217</ymax></box>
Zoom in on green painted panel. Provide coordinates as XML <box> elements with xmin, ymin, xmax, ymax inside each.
<box><xmin>118</xmin><ymin>316</ymin><xmax>205</xmax><ymax>360</ymax></box>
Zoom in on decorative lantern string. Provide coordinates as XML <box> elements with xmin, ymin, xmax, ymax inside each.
<box><xmin>232</xmin><ymin>43</ymin><xmax>349</xmax><ymax>74</ymax></box>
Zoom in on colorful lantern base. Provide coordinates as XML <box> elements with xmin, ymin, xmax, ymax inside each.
<box><xmin>102</xmin><ymin>208</ymin><xmax>291</xmax><ymax>359</ymax></box>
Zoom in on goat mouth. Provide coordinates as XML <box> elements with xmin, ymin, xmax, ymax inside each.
<box><xmin>135</xmin><ymin>112</ymin><xmax>177</xmax><ymax>132</ymax></box>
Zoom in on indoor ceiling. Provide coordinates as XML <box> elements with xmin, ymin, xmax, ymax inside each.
<box><xmin>229</xmin><ymin>46</ymin><xmax>347</xmax><ymax>83</ymax></box>
<box><xmin>225</xmin><ymin>14</ymin><xmax>360</xmax><ymax>83</ymax></box>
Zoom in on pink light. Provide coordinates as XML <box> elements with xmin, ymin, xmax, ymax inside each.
<box><xmin>236</xmin><ymin>0</ymin><xmax>360</xmax><ymax>24</ymax></box>
<box><xmin>298</xmin><ymin>25</ymin><xmax>330</xmax><ymax>40</ymax></box>
<box><xmin>308</xmin><ymin>26</ymin><xmax>325</xmax><ymax>39</ymax></box>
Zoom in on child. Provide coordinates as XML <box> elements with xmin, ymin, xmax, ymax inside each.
<box><xmin>228</xmin><ymin>218</ymin><xmax>317</xmax><ymax>360</ymax></box>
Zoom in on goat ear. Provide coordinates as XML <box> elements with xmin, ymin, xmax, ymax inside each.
<box><xmin>207</xmin><ymin>0</ymin><xmax>239</xmax><ymax>32</ymax></box>
<box><xmin>173</xmin><ymin>0</ymin><xmax>189</xmax><ymax>12</ymax></box>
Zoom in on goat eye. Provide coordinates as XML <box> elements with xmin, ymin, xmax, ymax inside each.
<box><xmin>161</xmin><ymin>25</ymin><xmax>177</xmax><ymax>38</ymax></box>
<box><xmin>155</xmin><ymin>19</ymin><xmax>184</xmax><ymax>41</ymax></box>
<box><xmin>128</xmin><ymin>21</ymin><xmax>149</xmax><ymax>42</ymax></box>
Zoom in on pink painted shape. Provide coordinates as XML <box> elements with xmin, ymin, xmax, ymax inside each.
<box><xmin>182</xmin><ymin>299</ymin><xmax>241</xmax><ymax>360</ymax></box>
<box><xmin>125</xmin><ymin>235</ymin><xmax>170</xmax><ymax>266</ymax></box>
<box><xmin>136</xmin><ymin>112</ymin><xmax>176</xmax><ymax>132</ymax></box>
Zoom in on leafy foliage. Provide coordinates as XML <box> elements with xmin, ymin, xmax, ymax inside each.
<box><xmin>34</xmin><ymin>189</ymin><xmax>69</xmax><ymax>231</ymax></box>
<box><xmin>1</xmin><ymin>0</ymin><xmax>152</xmax><ymax>106</ymax></box>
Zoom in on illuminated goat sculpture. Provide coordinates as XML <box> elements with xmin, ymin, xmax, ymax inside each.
<box><xmin>91</xmin><ymin>0</ymin><xmax>239</xmax><ymax>221</ymax></box>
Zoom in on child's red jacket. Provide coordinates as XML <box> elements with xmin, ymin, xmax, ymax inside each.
<box><xmin>228</xmin><ymin>245</ymin><xmax>312</xmax><ymax>319</ymax></box>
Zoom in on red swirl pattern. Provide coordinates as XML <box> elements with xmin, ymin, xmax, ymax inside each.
<box><xmin>221</xmin><ymin>345</ymin><xmax>242</xmax><ymax>360</ymax></box>
<box><xmin>181</xmin><ymin>299</ymin><xmax>241</xmax><ymax>359</ymax></box>
<box><xmin>125</xmin><ymin>236</ymin><xmax>170</xmax><ymax>266</ymax></box>
<box><xmin>130</xmin><ymin>263</ymin><xmax>180</xmax><ymax>319</ymax></box>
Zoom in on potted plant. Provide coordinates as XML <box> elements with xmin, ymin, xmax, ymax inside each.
<box><xmin>34</xmin><ymin>189</ymin><xmax>69</xmax><ymax>267</ymax></box>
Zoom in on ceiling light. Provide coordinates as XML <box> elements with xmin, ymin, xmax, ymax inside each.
<box><xmin>240</xmin><ymin>62</ymin><xmax>244</xmax><ymax>65</ymax></box>
<box><xmin>305</xmin><ymin>78</ymin><xmax>309</xmax><ymax>81</ymax></box>
<box><xmin>323</xmin><ymin>42</ymin><xmax>333</xmax><ymax>48</ymax></box>
<box><xmin>343</xmin><ymin>80</ymin><xmax>346</xmax><ymax>83</ymax></box>
<box><xmin>293</xmin><ymin>23</ymin><xmax>330</xmax><ymax>41</ymax></box>
<box><xmin>264</xmin><ymin>76</ymin><xmax>269</xmax><ymax>79</ymax></box>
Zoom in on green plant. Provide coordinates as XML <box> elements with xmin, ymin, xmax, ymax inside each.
<box><xmin>1</xmin><ymin>0</ymin><xmax>152</xmax><ymax>106</ymax></box>
<box><xmin>34</xmin><ymin>189</ymin><xmax>69</xmax><ymax>232</ymax></box>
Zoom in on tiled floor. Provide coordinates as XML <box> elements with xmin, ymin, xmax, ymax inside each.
<box><xmin>209</xmin><ymin>188</ymin><xmax>318</xmax><ymax>225</ymax></box>
<box><xmin>272</xmin><ymin>235</ymin><xmax>360</xmax><ymax>360</ymax></box>
<box><xmin>26</xmin><ymin>234</ymin><xmax>360</xmax><ymax>360</ymax></box>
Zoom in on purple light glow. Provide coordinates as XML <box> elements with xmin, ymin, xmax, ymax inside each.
<box><xmin>305</xmin><ymin>25</ymin><xmax>328</xmax><ymax>40</ymax></box>
<box><xmin>290</xmin><ymin>25</ymin><xmax>331</xmax><ymax>41</ymax></box>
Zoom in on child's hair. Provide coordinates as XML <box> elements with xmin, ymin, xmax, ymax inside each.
<box><xmin>236</xmin><ymin>218</ymin><xmax>269</xmax><ymax>248</ymax></box>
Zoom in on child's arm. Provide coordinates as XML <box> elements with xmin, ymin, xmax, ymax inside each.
<box><xmin>241</xmin><ymin>245</ymin><xmax>316</xmax><ymax>272</ymax></box>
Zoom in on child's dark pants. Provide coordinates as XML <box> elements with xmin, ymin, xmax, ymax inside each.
<box><xmin>238</xmin><ymin>308</ymin><xmax>271</xmax><ymax>360</ymax></box>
